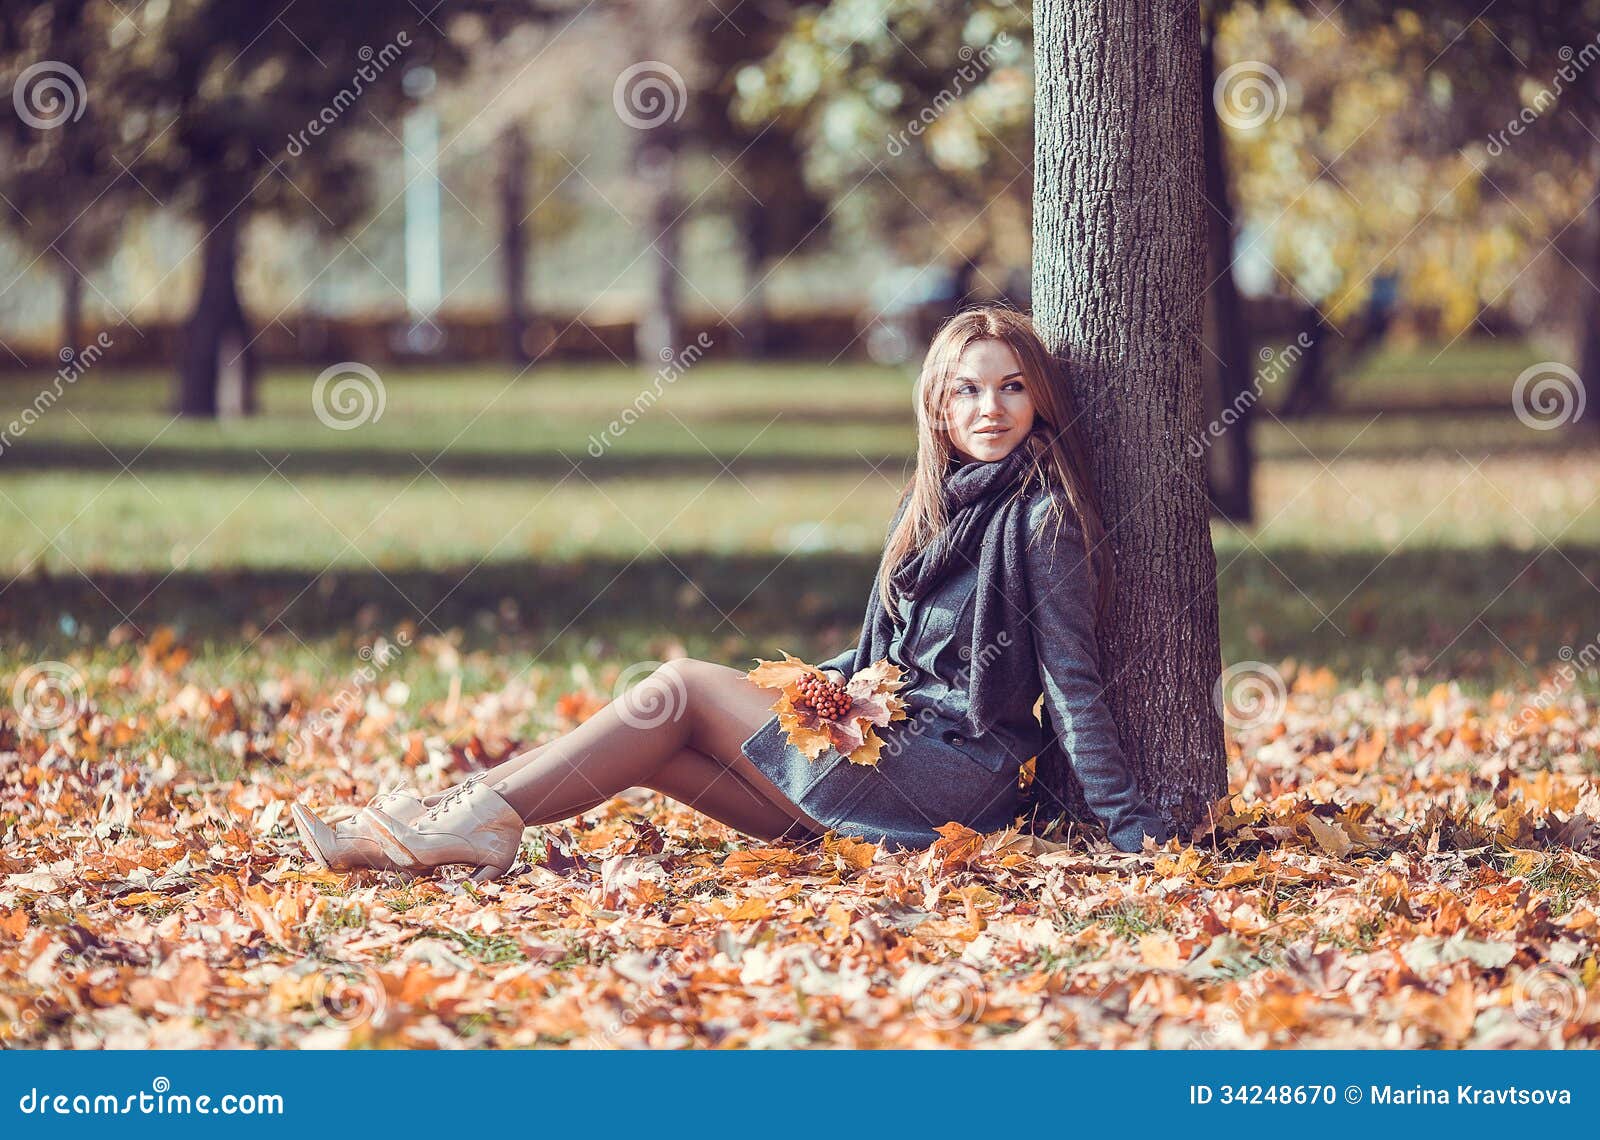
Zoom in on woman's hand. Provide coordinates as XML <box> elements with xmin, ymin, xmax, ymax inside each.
<box><xmin>821</xmin><ymin>669</ymin><xmax>847</xmax><ymax>687</ymax></box>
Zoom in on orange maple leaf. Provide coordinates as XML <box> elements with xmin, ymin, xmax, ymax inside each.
<box><xmin>746</xmin><ymin>649</ymin><xmax>909</xmax><ymax>767</ymax></box>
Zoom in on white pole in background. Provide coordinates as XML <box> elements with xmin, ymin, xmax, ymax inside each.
<box><xmin>402</xmin><ymin>66</ymin><xmax>442</xmax><ymax>352</ymax></box>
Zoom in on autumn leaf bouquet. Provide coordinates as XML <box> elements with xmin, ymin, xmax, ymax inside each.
<box><xmin>745</xmin><ymin>651</ymin><xmax>910</xmax><ymax>766</ymax></box>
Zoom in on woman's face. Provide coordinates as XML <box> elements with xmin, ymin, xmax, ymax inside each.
<box><xmin>941</xmin><ymin>338</ymin><xmax>1036</xmax><ymax>463</ymax></box>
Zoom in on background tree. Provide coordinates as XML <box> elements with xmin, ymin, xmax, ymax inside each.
<box><xmin>697</xmin><ymin>2</ymin><xmax>831</xmax><ymax>357</ymax></box>
<box><xmin>0</xmin><ymin>1</ymin><xmax>133</xmax><ymax>356</ymax></box>
<box><xmin>733</xmin><ymin>1</ymin><xmax>1033</xmax><ymax>301</ymax></box>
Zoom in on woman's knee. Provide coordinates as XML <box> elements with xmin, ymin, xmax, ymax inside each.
<box><xmin>615</xmin><ymin>657</ymin><xmax>704</xmax><ymax>731</ymax></box>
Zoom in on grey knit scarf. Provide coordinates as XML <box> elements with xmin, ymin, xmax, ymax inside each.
<box><xmin>835</xmin><ymin>431</ymin><xmax>1049</xmax><ymax>739</ymax></box>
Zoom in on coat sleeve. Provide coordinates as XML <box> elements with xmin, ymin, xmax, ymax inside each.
<box><xmin>1022</xmin><ymin>495</ymin><xmax>1172</xmax><ymax>852</ymax></box>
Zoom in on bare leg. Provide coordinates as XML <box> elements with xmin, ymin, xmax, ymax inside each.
<box><xmin>484</xmin><ymin>658</ymin><xmax>827</xmax><ymax>840</ymax></box>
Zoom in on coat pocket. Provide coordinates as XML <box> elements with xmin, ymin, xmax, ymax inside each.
<box><xmin>936</xmin><ymin>728</ymin><xmax>1016</xmax><ymax>775</ymax></box>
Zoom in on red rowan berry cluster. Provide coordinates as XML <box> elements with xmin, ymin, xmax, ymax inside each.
<box><xmin>793</xmin><ymin>672</ymin><xmax>852</xmax><ymax>719</ymax></box>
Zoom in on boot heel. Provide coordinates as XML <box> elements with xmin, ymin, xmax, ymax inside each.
<box><xmin>470</xmin><ymin>862</ymin><xmax>511</xmax><ymax>883</ymax></box>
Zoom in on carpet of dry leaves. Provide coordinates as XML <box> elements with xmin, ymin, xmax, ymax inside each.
<box><xmin>2</xmin><ymin>631</ymin><xmax>1598</xmax><ymax>1049</ymax></box>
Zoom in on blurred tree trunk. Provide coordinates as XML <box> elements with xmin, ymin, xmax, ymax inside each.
<box><xmin>1279</xmin><ymin>306</ymin><xmax>1332</xmax><ymax>417</ymax></box>
<box><xmin>1200</xmin><ymin>7</ymin><xmax>1254</xmax><ymax>522</ymax></box>
<box><xmin>499</xmin><ymin>123</ymin><xmax>534</xmax><ymax>368</ymax></box>
<box><xmin>1577</xmin><ymin>133</ymin><xmax>1600</xmax><ymax>433</ymax></box>
<box><xmin>178</xmin><ymin>209</ymin><xmax>257</xmax><ymax>418</ymax></box>
<box><xmin>1030</xmin><ymin>0</ymin><xmax>1228</xmax><ymax>838</ymax></box>
<box><xmin>738</xmin><ymin>199</ymin><xmax>770</xmax><ymax>357</ymax></box>
<box><xmin>58</xmin><ymin>256</ymin><xmax>83</xmax><ymax>359</ymax></box>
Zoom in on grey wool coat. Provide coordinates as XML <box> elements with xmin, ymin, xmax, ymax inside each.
<box><xmin>741</xmin><ymin>483</ymin><xmax>1167</xmax><ymax>852</ymax></box>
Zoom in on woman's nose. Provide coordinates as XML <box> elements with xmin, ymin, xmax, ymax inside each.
<box><xmin>979</xmin><ymin>387</ymin><xmax>1002</xmax><ymax>415</ymax></box>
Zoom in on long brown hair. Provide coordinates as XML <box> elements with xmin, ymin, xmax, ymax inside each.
<box><xmin>876</xmin><ymin>305</ymin><xmax>1114</xmax><ymax>625</ymax></box>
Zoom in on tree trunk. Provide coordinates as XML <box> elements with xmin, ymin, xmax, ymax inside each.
<box><xmin>1200</xmin><ymin>8</ymin><xmax>1254</xmax><ymax>522</ymax></box>
<box><xmin>58</xmin><ymin>256</ymin><xmax>83</xmax><ymax>359</ymax></box>
<box><xmin>1030</xmin><ymin>0</ymin><xmax>1228</xmax><ymax>836</ymax></box>
<box><xmin>634</xmin><ymin>130</ymin><xmax>683</xmax><ymax>365</ymax></box>
<box><xmin>738</xmin><ymin>199</ymin><xmax>770</xmax><ymax>358</ymax></box>
<box><xmin>1279</xmin><ymin>306</ymin><xmax>1330</xmax><ymax>418</ymax></box>
<box><xmin>1576</xmin><ymin>131</ymin><xmax>1600</xmax><ymax>432</ymax></box>
<box><xmin>498</xmin><ymin>123</ymin><xmax>534</xmax><ymax>368</ymax></box>
<box><xmin>178</xmin><ymin>210</ymin><xmax>257</xmax><ymax>418</ymax></box>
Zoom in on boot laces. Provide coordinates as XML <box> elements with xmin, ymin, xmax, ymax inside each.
<box><xmin>424</xmin><ymin>773</ymin><xmax>484</xmax><ymax>820</ymax></box>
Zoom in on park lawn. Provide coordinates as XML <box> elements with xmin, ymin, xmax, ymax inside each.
<box><xmin>0</xmin><ymin>343</ymin><xmax>1596</xmax><ymax>701</ymax></box>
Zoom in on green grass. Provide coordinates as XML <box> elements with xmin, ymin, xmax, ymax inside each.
<box><xmin>0</xmin><ymin>341</ymin><xmax>1596</xmax><ymax>701</ymax></box>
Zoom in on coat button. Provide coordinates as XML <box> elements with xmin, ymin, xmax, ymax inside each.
<box><xmin>946</xmin><ymin>732</ymin><xmax>965</xmax><ymax>746</ymax></box>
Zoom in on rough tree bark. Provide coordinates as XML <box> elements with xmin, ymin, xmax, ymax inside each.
<box><xmin>1031</xmin><ymin>0</ymin><xmax>1228</xmax><ymax>835</ymax></box>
